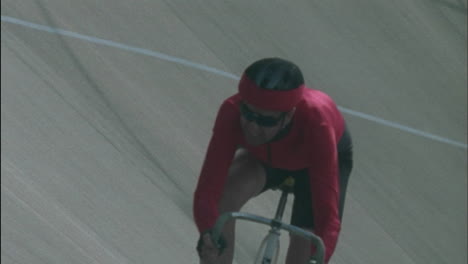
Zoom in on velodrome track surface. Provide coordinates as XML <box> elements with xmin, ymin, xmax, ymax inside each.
<box><xmin>1</xmin><ymin>1</ymin><xmax>467</xmax><ymax>263</ymax></box>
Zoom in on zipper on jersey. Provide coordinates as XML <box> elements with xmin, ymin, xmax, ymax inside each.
<box><xmin>267</xmin><ymin>144</ymin><xmax>272</xmax><ymax>164</ymax></box>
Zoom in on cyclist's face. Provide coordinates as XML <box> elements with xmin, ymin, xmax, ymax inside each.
<box><xmin>240</xmin><ymin>102</ymin><xmax>294</xmax><ymax>146</ymax></box>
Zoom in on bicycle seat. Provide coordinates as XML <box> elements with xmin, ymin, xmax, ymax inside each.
<box><xmin>275</xmin><ymin>176</ymin><xmax>295</xmax><ymax>193</ymax></box>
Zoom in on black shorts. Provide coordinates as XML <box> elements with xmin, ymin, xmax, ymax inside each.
<box><xmin>259</xmin><ymin>126</ymin><xmax>353</xmax><ymax>229</ymax></box>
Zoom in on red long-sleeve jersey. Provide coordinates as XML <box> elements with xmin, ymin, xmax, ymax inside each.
<box><xmin>193</xmin><ymin>87</ymin><xmax>345</xmax><ymax>262</ymax></box>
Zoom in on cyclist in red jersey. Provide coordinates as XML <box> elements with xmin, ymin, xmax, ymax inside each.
<box><xmin>194</xmin><ymin>58</ymin><xmax>353</xmax><ymax>264</ymax></box>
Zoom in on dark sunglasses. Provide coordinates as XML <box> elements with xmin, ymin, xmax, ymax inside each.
<box><xmin>239</xmin><ymin>103</ymin><xmax>287</xmax><ymax>127</ymax></box>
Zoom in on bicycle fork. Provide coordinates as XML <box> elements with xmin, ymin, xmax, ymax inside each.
<box><xmin>254</xmin><ymin>179</ymin><xmax>293</xmax><ymax>264</ymax></box>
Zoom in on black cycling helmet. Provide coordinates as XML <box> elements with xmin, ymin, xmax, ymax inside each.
<box><xmin>244</xmin><ymin>58</ymin><xmax>304</xmax><ymax>91</ymax></box>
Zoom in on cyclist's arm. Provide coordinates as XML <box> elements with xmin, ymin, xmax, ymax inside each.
<box><xmin>193</xmin><ymin>100</ymin><xmax>239</xmax><ymax>232</ymax></box>
<box><xmin>308</xmin><ymin>122</ymin><xmax>341</xmax><ymax>263</ymax></box>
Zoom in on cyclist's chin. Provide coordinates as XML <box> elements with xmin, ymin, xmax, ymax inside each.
<box><xmin>244</xmin><ymin>133</ymin><xmax>270</xmax><ymax>146</ymax></box>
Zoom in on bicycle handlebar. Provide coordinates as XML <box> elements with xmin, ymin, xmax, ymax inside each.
<box><xmin>211</xmin><ymin>211</ymin><xmax>325</xmax><ymax>264</ymax></box>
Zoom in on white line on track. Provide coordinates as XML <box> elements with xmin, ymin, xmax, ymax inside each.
<box><xmin>2</xmin><ymin>16</ymin><xmax>466</xmax><ymax>150</ymax></box>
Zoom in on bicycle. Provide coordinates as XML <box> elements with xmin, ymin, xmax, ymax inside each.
<box><xmin>211</xmin><ymin>176</ymin><xmax>325</xmax><ymax>264</ymax></box>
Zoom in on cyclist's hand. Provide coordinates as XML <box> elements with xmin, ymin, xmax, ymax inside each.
<box><xmin>197</xmin><ymin>230</ymin><xmax>227</xmax><ymax>263</ymax></box>
<box><xmin>197</xmin><ymin>233</ymin><xmax>219</xmax><ymax>263</ymax></box>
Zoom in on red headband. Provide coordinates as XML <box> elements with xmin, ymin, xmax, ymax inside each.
<box><xmin>238</xmin><ymin>74</ymin><xmax>305</xmax><ymax>111</ymax></box>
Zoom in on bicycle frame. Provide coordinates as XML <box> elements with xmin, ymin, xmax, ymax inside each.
<box><xmin>211</xmin><ymin>177</ymin><xmax>325</xmax><ymax>264</ymax></box>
